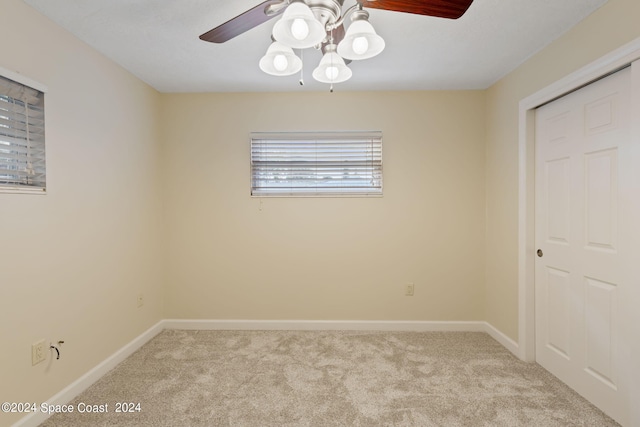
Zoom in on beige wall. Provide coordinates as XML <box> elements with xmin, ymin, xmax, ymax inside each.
<box><xmin>485</xmin><ymin>0</ymin><xmax>640</xmax><ymax>340</ymax></box>
<box><xmin>6</xmin><ymin>0</ymin><xmax>639</xmax><ymax>423</ymax></box>
<box><xmin>0</xmin><ymin>1</ymin><xmax>163</xmax><ymax>425</ymax></box>
<box><xmin>161</xmin><ymin>91</ymin><xmax>486</xmax><ymax>321</ymax></box>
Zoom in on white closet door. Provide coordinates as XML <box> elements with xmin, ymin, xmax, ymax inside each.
<box><xmin>535</xmin><ymin>65</ymin><xmax>636</xmax><ymax>426</ymax></box>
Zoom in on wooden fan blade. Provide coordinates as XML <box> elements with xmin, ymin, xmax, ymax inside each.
<box><xmin>199</xmin><ymin>1</ymin><xmax>285</xmax><ymax>43</ymax></box>
<box><xmin>359</xmin><ymin>0</ymin><xmax>474</xmax><ymax>19</ymax></box>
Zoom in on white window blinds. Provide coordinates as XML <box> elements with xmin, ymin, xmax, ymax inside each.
<box><xmin>251</xmin><ymin>131</ymin><xmax>382</xmax><ymax>197</ymax></box>
<box><xmin>0</xmin><ymin>74</ymin><xmax>46</xmax><ymax>191</ymax></box>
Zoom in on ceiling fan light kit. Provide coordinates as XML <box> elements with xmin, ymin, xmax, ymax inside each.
<box><xmin>272</xmin><ymin>1</ymin><xmax>327</xmax><ymax>49</ymax></box>
<box><xmin>259</xmin><ymin>41</ymin><xmax>303</xmax><ymax>75</ymax></box>
<box><xmin>200</xmin><ymin>0</ymin><xmax>475</xmax><ymax>88</ymax></box>
<box><xmin>268</xmin><ymin>0</ymin><xmax>384</xmax><ymax>87</ymax></box>
<box><xmin>337</xmin><ymin>10</ymin><xmax>385</xmax><ymax>60</ymax></box>
<box><xmin>312</xmin><ymin>43</ymin><xmax>353</xmax><ymax>83</ymax></box>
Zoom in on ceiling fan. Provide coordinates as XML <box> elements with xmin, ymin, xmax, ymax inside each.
<box><xmin>200</xmin><ymin>0</ymin><xmax>474</xmax><ymax>87</ymax></box>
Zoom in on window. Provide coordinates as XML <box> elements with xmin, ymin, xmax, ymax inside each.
<box><xmin>250</xmin><ymin>131</ymin><xmax>383</xmax><ymax>197</ymax></box>
<box><xmin>0</xmin><ymin>72</ymin><xmax>46</xmax><ymax>193</ymax></box>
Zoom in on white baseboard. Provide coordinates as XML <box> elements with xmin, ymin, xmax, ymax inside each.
<box><xmin>163</xmin><ymin>320</ymin><xmax>519</xmax><ymax>355</ymax></box>
<box><xmin>13</xmin><ymin>320</ymin><xmax>164</xmax><ymax>427</ymax></box>
<box><xmin>164</xmin><ymin>320</ymin><xmax>518</xmax><ymax>355</ymax></box>
<box><xmin>163</xmin><ymin>319</ymin><xmax>487</xmax><ymax>332</ymax></box>
<box><xmin>484</xmin><ymin>321</ymin><xmax>520</xmax><ymax>356</ymax></box>
<box><xmin>14</xmin><ymin>319</ymin><xmax>518</xmax><ymax>427</ymax></box>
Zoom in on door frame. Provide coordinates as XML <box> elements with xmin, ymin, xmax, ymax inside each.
<box><xmin>518</xmin><ymin>37</ymin><xmax>640</xmax><ymax>363</ymax></box>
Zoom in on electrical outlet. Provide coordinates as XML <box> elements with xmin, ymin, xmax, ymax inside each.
<box><xmin>405</xmin><ymin>283</ymin><xmax>415</xmax><ymax>296</ymax></box>
<box><xmin>32</xmin><ymin>340</ymin><xmax>46</xmax><ymax>365</ymax></box>
<box><xmin>136</xmin><ymin>293</ymin><xmax>144</xmax><ymax>308</ymax></box>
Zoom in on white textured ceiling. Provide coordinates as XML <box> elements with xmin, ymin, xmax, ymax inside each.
<box><xmin>22</xmin><ymin>0</ymin><xmax>608</xmax><ymax>93</ymax></box>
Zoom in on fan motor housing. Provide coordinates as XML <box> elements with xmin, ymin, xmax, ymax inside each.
<box><xmin>307</xmin><ymin>0</ymin><xmax>344</xmax><ymax>26</ymax></box>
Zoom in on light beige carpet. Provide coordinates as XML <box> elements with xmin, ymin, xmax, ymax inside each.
<box><xmin>39</xmin><ymin>330</ymin><xmax>618</xmax><ymax>426</ymax></box>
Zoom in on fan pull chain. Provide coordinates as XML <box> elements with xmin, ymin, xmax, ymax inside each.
<box><xmin>329</xmin><ymin>29</ymin><xmax>334</xmax><ymax>93</ymax></box>
<box><xmin>299</xmin><ymin>49</ymin><xmax>304</xmax><ymax>86</ymax></box>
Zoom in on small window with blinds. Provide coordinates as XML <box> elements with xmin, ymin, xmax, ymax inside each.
<box><xmin>0</xmin><ymin>73</ymin><xmax>46</xmax><ymax>193</ymax></box>
<box><xmin>250</xmin><ymin>131</ymin><xmax>382</xmax><ymax>197</ymax></box>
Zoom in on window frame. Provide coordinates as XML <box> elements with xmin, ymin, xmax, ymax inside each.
<box><xmin>250</xmin><ymin>131</ymin><xmax>383</xmax><ymax>198</ymax></box>
<box><xmin>0</xmin><ymin>66</ymin><xmax>47</xmax><ymax>195</ymax></box>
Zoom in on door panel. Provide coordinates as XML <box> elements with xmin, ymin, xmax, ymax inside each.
<box><xmin>546</xmin><ymin>267</ymin><xmax>571</xmax><ymax>358</ymax></box>
<box><xmin>584</xmin><ymin>149</ymin><xmax>618</xmax><ymax>251</ymax></box>
<box><xmin>545</xmin><ymin>157</ymin><xmax>571</xmax><ymax>243</ymax></box>
<box><xmin>584</xmin><ymin>276</ymin><xmax>617</xmax><ymax>388</ymax></box>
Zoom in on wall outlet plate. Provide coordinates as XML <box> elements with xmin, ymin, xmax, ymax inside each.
<box><xmin>32</xmin><ymin>340</ymin><xmax>46</xmax><ymax>365</ymax></box>
<box><xmin>405</xmin><ymin>283</ymin><xmax>415</xmax><ymax>296</ymax></box>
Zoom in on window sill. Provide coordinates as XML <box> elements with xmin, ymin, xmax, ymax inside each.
<box><xmin>0</xmin><ymin>186</ymin><xmax>47</xmax><ymax>195</ymax></box>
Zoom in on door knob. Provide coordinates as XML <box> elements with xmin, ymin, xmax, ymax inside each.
<box><xmin>537</xmin><ymin>249</ymin><xmax>543</xmax><ymax>257</ymax></box>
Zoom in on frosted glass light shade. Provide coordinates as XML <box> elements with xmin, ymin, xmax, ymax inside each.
<box><xmin>312</xmin><ymin>47</ymin><xmax>352</xmax><ymax>84</ymax></box>
<box><xmin>272</xmin><ymin>2</ymin><xmax>326</xmax><ymax>49</ymax></box>
<box><xmin>259</xmin><ymin>42</ymin><xmax>302</xmax><ymax>76</ymax></box>
<box><xmin>337</xmin><ymin>19</ymin><xmax>385</xmax><ymax>60</ymax></box>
